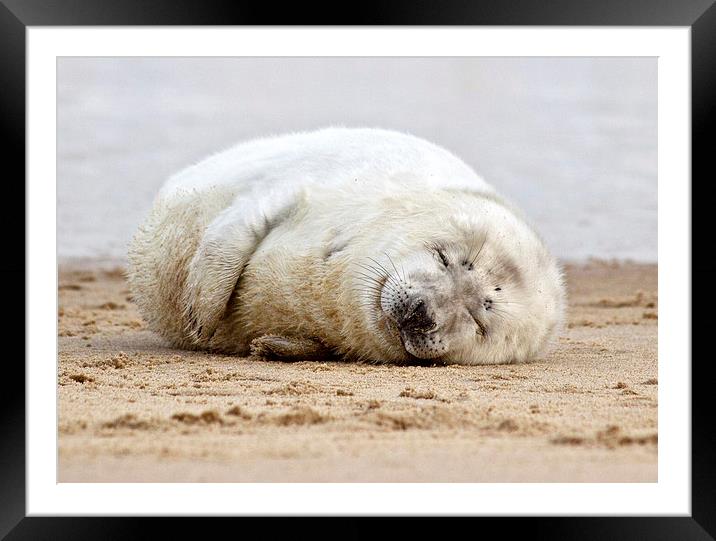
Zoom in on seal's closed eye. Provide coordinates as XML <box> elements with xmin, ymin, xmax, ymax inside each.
<box><xmin>437</xmin><ymin>249</ymin><xmax>449</xmax><ymax>267</ymax></box>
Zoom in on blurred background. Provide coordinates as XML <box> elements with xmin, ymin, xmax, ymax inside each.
<box><xmin>57</xmin><ymin>57</ymin><xmax>656</xmax><ymax>264</ymax></box>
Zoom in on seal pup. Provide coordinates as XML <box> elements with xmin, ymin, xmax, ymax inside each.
<box><xmin>128</xmin><ymin>127</ymin><xmax>565</xmax><ymax>365</ymax></box>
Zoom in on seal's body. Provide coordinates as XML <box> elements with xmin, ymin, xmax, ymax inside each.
<box><xmin>128</xmin><ymin>128</ymin><xmax>565</xmax><ymax>365</ymax></box>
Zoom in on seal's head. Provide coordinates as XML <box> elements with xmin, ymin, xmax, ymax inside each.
<box><xmin>358</xmin><ymin>197</ymin><xmax>565</xmax><ymax>365</ymax></box>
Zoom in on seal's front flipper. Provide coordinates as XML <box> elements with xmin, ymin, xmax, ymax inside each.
<box><xmin>250</xmin><ymin>335</ymin><xmax>329</xmax><ymax>362</ymax></box>
<box><xmin>182</xmin><ymin>190</ymin><xmax>298</xmax><ymax>347</ymax></box>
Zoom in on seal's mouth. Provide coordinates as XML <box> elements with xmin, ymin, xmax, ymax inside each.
<box><xmin>398</xmin><ymin>330</ymin><xmax>448</xmax><ymax>365</ymax></box>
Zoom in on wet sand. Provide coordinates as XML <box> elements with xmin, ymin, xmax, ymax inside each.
<box><xmin>58</xmin><ymin>261</ymin><xmax>657</xmax><ymax>482</ymax></box>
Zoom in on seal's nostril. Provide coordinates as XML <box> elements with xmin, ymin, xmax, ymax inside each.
<box><xmin>399</xmin><ymin>299</ymin><xmax>435</xmax><ymax>334</ymax></box>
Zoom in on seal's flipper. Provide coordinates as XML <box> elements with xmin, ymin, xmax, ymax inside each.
<box><xmin>250</xmin><ymin>335</ymin><xmax>328</xmax><ymax>361</ymax></box>
<box><xmin>181</xmin><ymin>191</ymin><xmax>298</xmax><ymax>346</ymax></box>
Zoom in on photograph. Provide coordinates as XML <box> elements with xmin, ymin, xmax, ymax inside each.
<box><xmin>56</xmin><ymin>55</ymin><xmax>658</xmax><ymax>483</ymax></box>
<box><xmin>0</xmin><ymin>0</ymin><xmax>708</xmax><ymax>530</ymax></box>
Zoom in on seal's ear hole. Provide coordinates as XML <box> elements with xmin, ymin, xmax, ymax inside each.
<box><xmin>494</xmin><ymin>287</ymin><xmax>501</xmax><ymax>291</ymax></box>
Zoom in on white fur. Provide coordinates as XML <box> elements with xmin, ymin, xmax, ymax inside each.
<box><xmin>128</xmin><ymin>127</ymin><xmax>565</xmax><ymax>364</ymax></box>
<box><xmin>160</xmin><ymin>127</ymin><xmax>493</xmax><ymax>200</ymax></box>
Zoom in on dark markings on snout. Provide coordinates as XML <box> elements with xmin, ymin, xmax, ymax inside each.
<box><xmin>398</xmin><ymin>298</ymin><xmax>435</xmax><ymax>334</ymax></box>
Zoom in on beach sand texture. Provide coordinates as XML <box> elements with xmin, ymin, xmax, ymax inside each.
<box><xmin>58</xmin><ymin>261</ymin><xmax>657</xmax><ymax>482</ymax></box>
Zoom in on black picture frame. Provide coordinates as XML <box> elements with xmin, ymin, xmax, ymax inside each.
<box><xmin>4</xmin><ymin>1</ymin><xmax>711</xmax><ymax>539</ymax></box>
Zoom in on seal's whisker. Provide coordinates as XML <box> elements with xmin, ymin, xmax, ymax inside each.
<box><xmin>352</xmin><ymin>276</ymin><xmax>379</xmax><ymax>283</ymax></box>
<box><xmin>355</xmin><ymin>260</ymin><xmax>384</xmax><ymax>272</ymax></box>
<box><xmin>358</xmin><ymin>287</ymin><xmax>385</xmax><ymax>296</ymax></box>
<box><xmin>366</xmin><ymin>256</ymin><xmax>390</xmax><ymax>273</ymax></box>
<box><xmin>352</xmin><ymin>273</ymin><xmax>384</xmax><ymax>284</ymax></box>
<box><xmin>385</xmin><ymin>253</ymin><xmax>405</xmax><ymax>283</ymax></box>
<box><xmin>489</xmin><ymin>307</ymin><xmax>510</xmax><ymax>321</ymax></box>
<box><xmin>356</xmin><ymin>286</ymin><xmax>382</xmax><ymax>293</ymax></box>
<box><xmin>366</xmin><ymin>257</ymin><xmax>396</xmax><ymax>283</ymax></box>
<box><xmin>469</xmin><ymin>233</ymin><xmax>488</xmax><ymax>267</ymax></box>
<box><xmin>352</xmin><ymin>275</ymin><xmax>398</xmax><ymax>295</ymax></box>
<box><xmin>355</xmin><ymin>264</ymin><xmax>394</xmax><ymax>287</ymax></box>
<box><xmin>352</xmin><ymin>270</ymin><xmax>386</xmax><ymax>284</ymax></box>
<box><xmin>364</xmin><ymin>266</ymin><xmax>401</xmax><ymax>289</ymax></box>
<box><xmin>360</xmin><ymin>265</ymin><xmax>401</xmax><ymax>287</ymax></box>
<box><xmin>355</xmin><ymin>290</ymin><xmax>383</xmax><ymax>301</ymax></box>
<box><xmin>357</xmin><ymin>260</ymin><xmax>386</xmax><ymax>273</ymax></box>
<box><xmin>352</xmin><ymin>282</ymin><xmax>384</xmax><ymax>293</ymax></box>
<box><xmin>351</xmin><ymin>280</ymin><xmax>393</xmax><ymax>297</ymax></box>
<box><xmin>357</xmin><ymin>260</ymin><xmax>403</xmax><ymax>289</ymax></box>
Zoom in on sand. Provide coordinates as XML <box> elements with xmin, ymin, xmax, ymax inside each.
<box><xmin>57</xmin><ymin>261</ymin><xmax>657</xmax><ymax>483</ymax></box>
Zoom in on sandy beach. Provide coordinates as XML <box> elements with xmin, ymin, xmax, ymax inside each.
<box><xmin>58</xmin><ymin>261</ymin><xmax>657</xmax><ymax>483</ymax></box>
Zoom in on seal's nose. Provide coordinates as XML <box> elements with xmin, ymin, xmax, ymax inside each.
<box><xmin>398</xmin><ymin>298</ymin><xmax>435</xmax><ymax>334</ymax></box>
